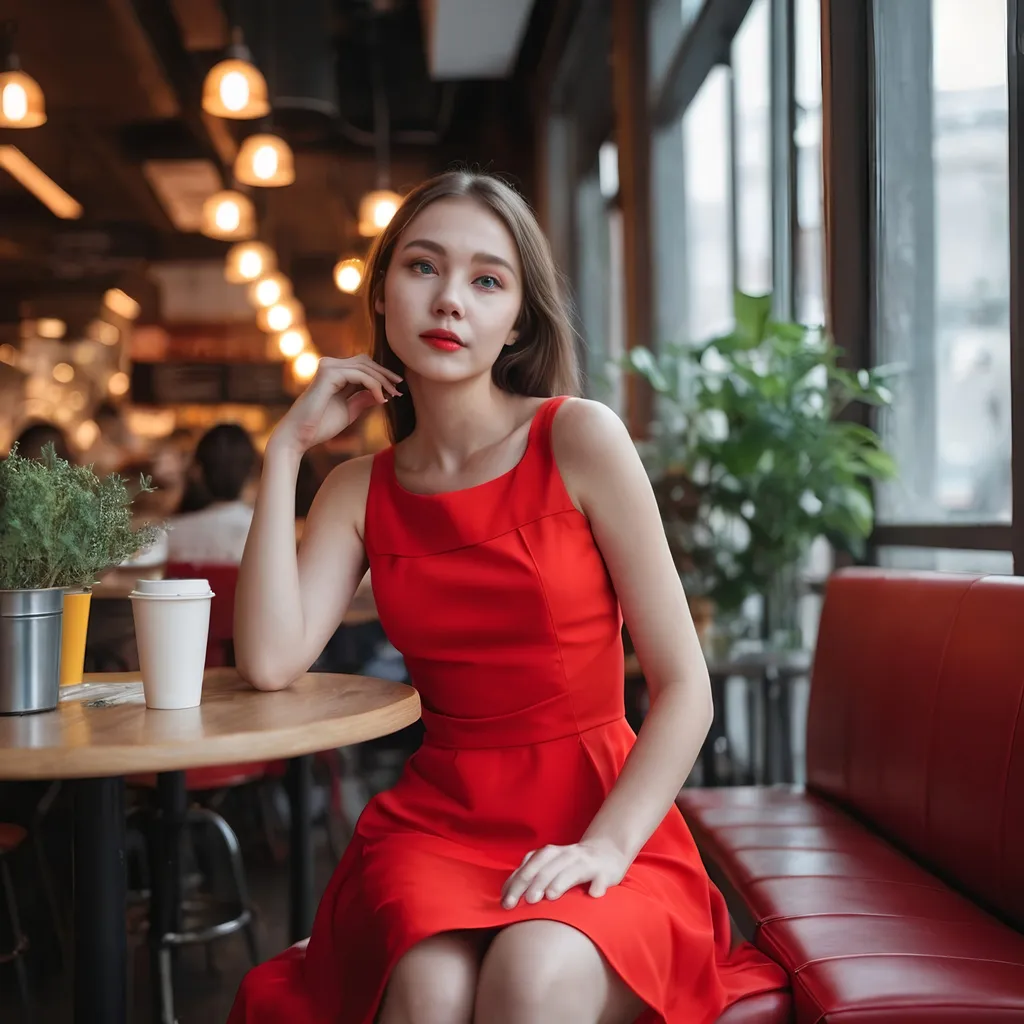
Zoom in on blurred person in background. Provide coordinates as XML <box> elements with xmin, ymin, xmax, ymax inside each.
<box><xmin>165</xmin><ymin>423</ymin><xmax>257</xmax><ymax>565</ymax></box>
<box><xmin>10</xmin><ymin>421</ymin><xmax>74</xmax><ymax>462</ymax></box>
<box><xmin>81</xmin><ymin>401</ymin><xmax>134</xmax><ymax>476</ymax></box>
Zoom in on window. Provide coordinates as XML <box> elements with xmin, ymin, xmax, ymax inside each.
<box><xmin>732</xmin><ymin>0</ymin><xmax>772</xmax><ymax>296</ymax></box>
<box><xmin>877</xmin><ymin>547</ymin><xmax>1014</xmax><ymax>575</ymax></box>
<box><xmin>794</xmin><ymin>0</ymin><xmax>825</xmax><ymax>325</ymax></box>
<box><xmin>648</xmin><ymin>0</ymin><xmax>708</xmax><ymax>94</ymax></box>
<box><xmin>684</xmin><ymin>65</ymin><xmax>733</xmax><ymax>340</ymax></box>
<box><xmin>873</xmin><ymin>0</ymin><xmax>1011</xmax><ymax>525</ymax></box>
<box><xmin>575</xmin><ymin>142</ymin><xmax>626</xmax><ymax>413</ymax></box>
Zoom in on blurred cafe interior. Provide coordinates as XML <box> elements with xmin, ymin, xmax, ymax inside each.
<box><xmin>1</xmin><ymin>0</ymin><xmax>1023</xmax><ymax>1022</ymax></box>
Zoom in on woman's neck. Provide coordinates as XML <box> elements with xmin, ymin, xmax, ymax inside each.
<box><xmin>400</xmin><ymin>377</ymin><xmax>527</xmax><ymax>472</ymax></box>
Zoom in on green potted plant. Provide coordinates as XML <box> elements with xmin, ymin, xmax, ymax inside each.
<box><xmin>0</xmin><ymin>443</ymin><xmax>161</xmax><ymax>713</ymax></box>
<box><xmin>623</xmin><ymin>291</ymin><xmax>898</xmax><ymax>645</ymax></box>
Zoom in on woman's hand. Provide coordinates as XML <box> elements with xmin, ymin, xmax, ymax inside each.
<box><xmin>501</xmin><ymin>837</ymin><xmax>630</xmax><ymax>909</ymax></box>
<box><xmin>269</xmin><ymin>355</ymin><xmax>403</xmax><ymax>456</ymax></box>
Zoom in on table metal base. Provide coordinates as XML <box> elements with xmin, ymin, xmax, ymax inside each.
<box><xmin>74</xmin><ymin>777</ymin><xmax>127</xmax><ymax>1024</ymax></box>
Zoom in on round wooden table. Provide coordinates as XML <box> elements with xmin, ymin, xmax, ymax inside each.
<box><xmin>0</xmin><ymin>669</ymin><xmax>420</xmax><ymax>1024</ymax></box>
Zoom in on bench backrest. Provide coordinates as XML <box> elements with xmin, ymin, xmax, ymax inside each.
<box><xmin>806</xmin><ymin>568</ymin><xmax>1024</xmax><ymax>929</ymax></box>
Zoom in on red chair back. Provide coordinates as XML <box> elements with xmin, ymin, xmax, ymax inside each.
<box><xmin>164</xmin><ymin>562</ymin><xmax>239</xmax><ymax>667</ymax></box>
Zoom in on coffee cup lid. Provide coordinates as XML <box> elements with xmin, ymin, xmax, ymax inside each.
<box><xmin>131</xmin><ymin>578</ymin><xmax>214</xmax><ymax>599</ymax></box>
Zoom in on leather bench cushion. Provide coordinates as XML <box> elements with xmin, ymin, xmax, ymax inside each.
<box><xmin>679</xmin><ymin>787</ymin><xmax>1024</xmax><ymax>1022</ymax></box>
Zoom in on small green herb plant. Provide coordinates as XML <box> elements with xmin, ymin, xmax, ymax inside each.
<box><xmin>0</xmin><ymin>443</ymin><xmax>162</xmax><ymax>591</ymax></box>
<box><xmin>624</xmin><ymin>291</ymin><xmax>899</xmax><ymax>615</ymax></box>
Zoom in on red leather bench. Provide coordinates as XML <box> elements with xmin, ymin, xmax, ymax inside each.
<box><xmin>677</xmin><ymin>568</ymin><xmax>1024</xmax><ymax>1022</ymax></box>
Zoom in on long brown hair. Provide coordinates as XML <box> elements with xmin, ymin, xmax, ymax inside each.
<box><xmin>364</xmin><ymin>170</ymin><xmax>581</xmax><ymax>442</ymax></box>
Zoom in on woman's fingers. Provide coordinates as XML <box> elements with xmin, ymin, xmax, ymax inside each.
<box><xmin>502</xmin><ymin>846</ymin><xmax>564</xmax><ymax>908</ymax></box>
<box><xmin>544</xmin><ymin>863</ymin><xmax>592</xmax><ymax>901</ymax></box>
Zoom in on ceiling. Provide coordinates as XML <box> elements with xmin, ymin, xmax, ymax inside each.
<box><xmin>0</xmin><ymin>0</ymin><xmax>556</xmax><ymax>326</ymax></box>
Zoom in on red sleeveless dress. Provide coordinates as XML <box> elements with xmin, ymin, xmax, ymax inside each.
<box><xmin>228</xmin><ymin>396</ymin><xmax>788</xmax><ymax>1023</ymax></box>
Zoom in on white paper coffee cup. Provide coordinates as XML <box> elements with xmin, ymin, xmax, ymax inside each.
<box><xmin>130</xmin><ymin>578</ymin><xmax>214</xmax><ymax>710</ymax></box>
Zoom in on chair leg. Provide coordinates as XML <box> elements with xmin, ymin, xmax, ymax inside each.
<box><xmin>0</xmin><ymin>856</ymin><xmax>31</xmax><ymax>1011</ymax></box>
<box><xmin>157</xmin><ymin>945</ymin><xmax>176</xmax><ymax>1024</ymax></box>
<box><xmin>187</xmin><ymin>807</ymin><xmax>260</xmax><ymax>966</ymax></box>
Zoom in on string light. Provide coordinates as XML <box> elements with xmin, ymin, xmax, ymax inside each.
<box><xmin>333</xmin><ymin>257</ymin><xmax>364</xmax><ymax>294</ymax></box>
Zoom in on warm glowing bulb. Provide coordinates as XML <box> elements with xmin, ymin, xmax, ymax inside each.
<box><xmin>239</xmin><ymin>249</ymin><xmax>263</xmax><ymax>279</ymax></box>
<box><xmin>255</xmin><ymin>277</ymin><xmax>282</xmax><ymax>306</ymax></box>
<box><xmin>334</xmin><ymin>258</ymin><xmax>364</xmax><ymax>294</ymax></box>
<box><xmin>2</xmin><ymin>82</ymin><xmax>27</xmax><ymax>122</ymax></box>
<box><xmin>219</xmin><ymin>71</ymin><xmax>250</xmax><ymax>113</ymax></box>
<box><xmin>252</xmin><ymin>144</ymin><xmax>278</xmax><ymax>180</ymax></box>
<box><xmin>373</xmin><ymin>199</ymin><xmax>398</xmax><ymax>228</ymax></box>
<box><xmin>108</xmin><ymin>371</ymin><xmax>130</xmax><ymax>396</ymax></box>
<box><xmin>215</xmin><ymin>198</ymin><xmax>241</xmax><ymax>232</ymax></box>
<box><xmin>52</xmin><ymin>362</ymin><xmax>74</xmax><ymax>384</ymax></box>
<box><xmin>266</xmin><ymin>302</ymin><xmax>294</xmax><ymax>332</ymax></box>
<box><xmin>278</xmin><ymin>328</ymin><xmax>306</xmax><ymax>357</ymax></box>
<box><xmin>75</xmin><ymin>420</ymin><xmax>99</xmax><ymax>450</ymax></box>
<box><xmin>293</xmin><ymin>352</ymin><xmax>319</xmax><ymax>380</ymax></box>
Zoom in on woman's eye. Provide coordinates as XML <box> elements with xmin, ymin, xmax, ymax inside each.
<box><xmin>476</xmin><ymin>275</ymin><xmax>500</xmax><ymax>290</ymax></box>
<box><xmin>410</xmin><ymin>260</ymin><xmax>435</xmax><ymax>275</ymax></box>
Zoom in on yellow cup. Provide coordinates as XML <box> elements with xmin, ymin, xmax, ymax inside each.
<box><xmin>60</xmin><ymin>589</ymin><xmax>93</xmax><ymax>687</ymax></box>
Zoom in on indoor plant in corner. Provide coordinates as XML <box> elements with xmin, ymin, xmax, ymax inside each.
<box><xmin>0</xmin><ymin>443</ymin><xmax>161</xmax><ymax>713</ymax></box>
<box><xmin>624</xmin><ymin>291</ymin><xmax>898</xmax><ymax>646</ymax></box>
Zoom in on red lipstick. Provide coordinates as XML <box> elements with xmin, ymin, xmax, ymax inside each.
<box><xmin>420</xmin><ymin>329</ymin><xmax>464</xmax><ymax>352</ymax></box>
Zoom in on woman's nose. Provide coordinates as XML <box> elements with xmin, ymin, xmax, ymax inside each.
<box><xmin>434</xmin><ymin>282</ymin><xmax>465</xmax><ymax>320</ymax></box>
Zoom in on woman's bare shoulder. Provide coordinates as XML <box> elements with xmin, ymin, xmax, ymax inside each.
<box><xmin>311</xmin><ymin>453</ymin><xmax>378</xmax><ymax>532</ymax></box>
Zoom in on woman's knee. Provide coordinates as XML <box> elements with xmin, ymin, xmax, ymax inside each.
<box><xmin>475</xmin><ymin>921</ymin><xmax>609</xmax><ymax>1022</ymax></box>
<box><xmin>378</xmin><ymin>931</ymin><xmax>482</xmax><ymax>1024</ymax></box>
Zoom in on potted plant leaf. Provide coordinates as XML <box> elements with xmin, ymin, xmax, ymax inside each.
<box><xmin>623</xmin><ymin>291</ymin><xmax>898</xmax><ymax>646</ymax></box>
<box><xmin>0</xmin><ymin>443</ymin><xmax>162</xmax><ymax>713</ymax></box>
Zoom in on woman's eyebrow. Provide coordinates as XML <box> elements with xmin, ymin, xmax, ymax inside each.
<box><xmin>401</xmin><ymin>238</ymin><xmax>518</xmax><ymax>279</ymax></box>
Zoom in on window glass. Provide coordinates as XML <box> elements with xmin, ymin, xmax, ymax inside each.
<box><xmin>683</xmin><ymin>65</ymin><xmax>734</xmax><ymax>340</ymax></box>
<box><xmin>877</xmin><ymin>547</ymin><xmax>1014</xmax><ymax>575</ymax></box>
<box><xmin>794</xmin><ymin>0</ymin><xmax>825</xmax><ymax>325</ymax></box>
<box><xmin>732</xmin><ymin>0</ymin><xmax>772</xmax><ymax>296</ymax></box>
<box><xmin>648</xmin><ymin>0</ymin><xmax>708</xmax><ymax>93</ymax></box>
<box><xmin>874</xmin><ymin>0</ymin><xmax>1010</xmax><ymax>523</ymax></box>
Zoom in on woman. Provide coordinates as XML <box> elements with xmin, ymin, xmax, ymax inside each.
<box><xmin>165</xmin><ymin>422</ymin><xmax>257</xmax><ymax>565</ymax></box>
<box><xmin>230</xmin><ymin>171</ymin><xmax>787</xmax><ymax>1023</ymax></box>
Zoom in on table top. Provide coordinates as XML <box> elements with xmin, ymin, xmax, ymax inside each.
<box><xmin>0</xmin><ymin>669</ymin><xmax>420</xmax><ymax>780</ymax></box>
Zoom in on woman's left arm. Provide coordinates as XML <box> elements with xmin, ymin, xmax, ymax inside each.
<box><xmin>502</xmin><ymin>399</ymin><xmax>713</xmax><ymax>909</ymax></box>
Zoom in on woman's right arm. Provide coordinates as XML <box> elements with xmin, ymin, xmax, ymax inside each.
<box><xmin>233</xmin><ymin>355</ymin><xmax>402</xmax><ymax>690</ymax></box>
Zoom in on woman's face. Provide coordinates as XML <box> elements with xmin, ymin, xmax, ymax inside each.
<box><xmin>377</xmin><ymin>197</ymin><xmax>523</xmax><ymax>382</ymax></box>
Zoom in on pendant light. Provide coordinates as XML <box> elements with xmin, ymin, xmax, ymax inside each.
<box><xmin>225</xmin><ymin>241</ymin><xmax>275</xmax><ymax>283</ymax></box>
<box><xmin>0</xmin><ymin>23</ymin><xmax>45</xmax><ymax>128</ymax></box>
<box><xmin>358</xmin><ymin>191</ymin><xmax>401</xmax><ymax>237</ymax></box>
<box><xmin>202</xmin><ymin>27</ymin><xmax>269</xmax><ymax>120</ymax></box>
<box><xmin>277</xmin><ymin>326</ymin><xmax>310</xmax><ymax>358</ymax></box>
<box><xmin>235</xmin><ymin>133</ymin><xmax>295</xmax><ymax>187</ymax></box>
<box><xmin>257</xmin><ymin>297</ymin><xmax>303</xmax><ymax>334</ymax></box>
<box><xmin>292</xmin><ymin>350</ymin><xmax>320</xmax><ymax>382</ymax></box>
<box><xmin>248</xmin><ymin>272</ymin><xmax>292</xmax><ymax>309</ymax></box>
<box><xmin>201</xmin><ymin>189</ymin><xmax>255</xmax><ymax>240</ymax></box>
<box><xmin>333</xmin><ymin>257</ymin><xmax>364</xmax><ymax>294</ymax></box>
<box><xmin>357</xmin><ymin>15</ymin><xmax>402</xmax><ymax>237</ymax></box>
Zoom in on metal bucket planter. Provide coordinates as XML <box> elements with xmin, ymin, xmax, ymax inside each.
<box><xmin>0</xmin><ymin>588</ymin><xmax>64</xmax><ymax>715</ymax></box>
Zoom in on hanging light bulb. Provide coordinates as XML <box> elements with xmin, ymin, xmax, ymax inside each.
<box><xmin>333</xmin><ymin>257</ymin><xmax>364</xmax><ymax>294</ymax></box>
<box><xmin>201</xmin><ymin>29</ymin><xmax>269</xmax><ymax>120</ymax></box>
<box><xmin>293</xmin><ymin>351</ymin><xmax>320</xmax><ymax>381</ymax></box>
<box><xmin>277</xmin><ymin>327</ymin><xmax>310</xmax><ymax>358</ymax></box>
<box><xmin>358</xmin><ymin>190</ymin><xmax>402</xmax><ymax>237</ymax></box>
<box><xmin>201</xmin><ymin>190</ymin><xmax>255</xmax><ymax>240</ymax></box>
<box><xmin>248</xmin><ymin>272</ymin><xmax>292</xmax><ymax>309</ymax></box>
<box><xmin>225</xmin><ymin>241</ymin><xmax>275</xmax><ymax>283</ymax></box>
<box><xmin>0</xmin><ymin>26</ymin><xmax>45</xmax><ymax>129</ymax></box>
<box><xmin>257</xmin><ymin>298</ymin><xmax>303</xmax><ymax>334</ymax></box>
<box><xmin>235</xmin><ymin>134</ymin><xmax>295</xmax><ymax>187</ymax></box>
